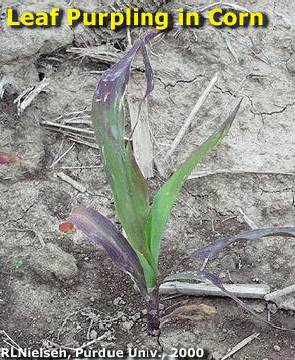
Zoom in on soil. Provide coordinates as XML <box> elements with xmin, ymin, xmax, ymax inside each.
<box><xmin>1</xmin><ymin>1</ymin><xmax>295</xmax><ymax>359</ymax></box>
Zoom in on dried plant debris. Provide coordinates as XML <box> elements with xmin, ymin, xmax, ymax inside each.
<box><xmin>0</xmin><ymin>151</ymin><xmax>22</xmax><ymax>164</ymax></box>
<box><xmin>39</xmin><ymin>111</ymin><xmax>99</xmax><ymax>149</ymax></box>
<box><xmin>14</xmin><ymin>78</ymin><xmax>49</xmax><ymax>115</ymax></box>
<box><xmin>161</xmin><ymin>304</ymin><xmax>216</xmax><ymax>326</ymax></box>
<box><xmin>160</xmin><ymin>280</ymin><xmax>270</xmax><ymax>299</ymax></box>
<box><xmin>67</xmin><ymin>46</ymin><xmax>121</xmax><ymax>64</ymax></box>
<box><xmin>0</xmin><ymin>75</ymin><xmax>13</xmax><ymax>99</ymax></box>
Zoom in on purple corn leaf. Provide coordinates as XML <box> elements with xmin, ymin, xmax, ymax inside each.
<box><xmin>94</xmin><ymin>29</ymin><xmax>158</xmax><ymax>111</ymax></box>
<box><xmin>190</xmin><ymin>227</ymin><xmax>295</xmax><ymax>260</ymax></box>
<box><xmin>92</xmin><ymin>30</ymin><xmax>160</xmax><ymax>284</ymax></box>
<box><xmin>164</xmin><ymin>270</ymin><xmax>294</xmax><ymax>331</ymax></box>
<box><xmin>60</xmin><ymin>206</ymin><xmax>147</xmax><ymax>295</ymax></box>
<box><xmin>204</xmin><ymin>271</ymin><xmax>261</xmax><ymax>316</ymax></box>
<box><xmin>204</xmin><ymin>272</ymin><xmax>295</xmax><ymax>332</ymax></box>
<box><xmin>140</xmin><ymin>41</ymin><xmax>154</xmax><ymax>98</ymax></box>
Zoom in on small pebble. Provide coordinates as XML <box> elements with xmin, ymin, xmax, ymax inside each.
<box><xmin>251</xmin><ymin>302</ymin><xmax>265</xmax><ymax>313</ymax></box>
<box><xmin>98</xmin><ymin>321</ymin><xmax>105</xmax><ymax>330</ymax></box>
<box><xmin>219</xmin><ymin>271</ymin><xmax>227</xmax><ymax>279</ymax></box>
<box><xmin>113</xmin><ymin>297</ymin><xmax>122</xmax><ymax>306</ymax></box>
<box><xmin>210</xmin><ymin>351</ymin><xmax>222</xmax><ymax>360</ymax></box>
<box><xmin>131</xmin><ymin>313</ymin><xmax>141</xmax><ymax>321</ymax></box>
<box><xmin>268</xmin><ymin>303</ymin><xmax>278</xmax><ymax>314</ymax></box>
<box><xmin>274</xmin><ymin>345</ymin><xmax>281</xmax><ymax>352</ymax></box>
<box><xmin>89</xmin><ymin>329</ymin><xmax>97</xmax><ymax>340</ymax></box>
<box><xmin>122</xmin><ymin>320</ymin><xmax>134</xmax><ymax>331</ymax></box>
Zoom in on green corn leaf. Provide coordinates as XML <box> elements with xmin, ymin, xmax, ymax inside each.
<box><xmin>92</xmin><ymin>32</ymin><xmax>159</xmax><ymax>288</ymax></box>
<box><xmin>92</xmin><ymin>88</ymin><xmax>158</xmax><ymax>287</ymax></box>
<box><xmin>146</xmin><ymin>99</ymin><xmax>243</xmax><ymax>266</ymax></box>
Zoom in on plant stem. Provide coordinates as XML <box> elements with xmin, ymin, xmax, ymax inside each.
<box><xmin>146</xmin><ymin>286</ymin><xmax>160</xmax><ymax>336</ymax></box>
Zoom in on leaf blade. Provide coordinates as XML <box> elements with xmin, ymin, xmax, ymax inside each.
<box><xmin>203</xmin><ymin>272</ymin><xmax>295</xmax><ymax>332</ymax></box>
<box><xmin>60</xmin><ymin>206</ymin><xmax>151</xmax><ymax>293</ymax></box>
<box><xmin>147</xmin><ymin>99</ymin><xmax>242</xmax><ymax>265</ymax></box>
<box><xmin>91</xmin><ymin>32</ymin><xmax>159</xmax><ymax>282</ymax></box>
<box><xmin>190</xmin><ymin>226</ymin><xmax>295</xmax><ymax>260</ymax></box>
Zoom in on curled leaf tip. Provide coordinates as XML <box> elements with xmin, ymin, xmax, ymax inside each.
<box><xmin>93</xmin><ymin>30</ymin><xmax>158</xmax><ymax>108</ymax></box>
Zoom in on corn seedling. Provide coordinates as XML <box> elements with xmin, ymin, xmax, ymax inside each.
<box><xmin>60</xmin><ymin>30</ymin><xmax>243</xmax><ymax>334</ymax></box>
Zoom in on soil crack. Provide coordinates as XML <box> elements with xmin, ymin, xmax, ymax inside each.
<box><xmin>183</xmin><ymin>185</ymin><xmax>209</xmax><ymax>200</ymax></box>
<box><xmin>155</xmin><ymin>75</ymin><xmax>205</xmax><ymax>90</ymax></box>
<box><xmin>250</xmin><ymin>101</ymin><xmax>295</xmax><ymax>116</ymax></box>
<box><xmin>3</xmin><ymin>200</ymin><xmax>39</xmax><ymax>225</ymax></box>
<box><xmin>258</xmin><ymin>187</ymin><xmax>293</xmax><ymax>194</ymax></box>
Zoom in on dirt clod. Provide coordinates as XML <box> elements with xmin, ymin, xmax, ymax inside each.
<box><xmin>30</xmin><ymin>243</ymin><xmax>78</xmax><ymax>281</ymax></box>
<box><xmin>220</xmin><ymin>254</ymin><xmax>237</xmax><ymax>271</ymax></box>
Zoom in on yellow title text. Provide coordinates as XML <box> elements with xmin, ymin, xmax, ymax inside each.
<box><xmin>7</xmin><ymin>7</ymin><xmax>268</xmax><ymax>29</ymax></box>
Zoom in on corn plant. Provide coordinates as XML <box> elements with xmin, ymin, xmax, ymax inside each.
<box><xmin>2</xmin><ymin>30</ymin><xmax>294</xmax><ymax>333</ymax></box>
<box><xmin>59</xmin><ymin>30</ymin><xmax>242</xmax><ymax>334</ymax></box>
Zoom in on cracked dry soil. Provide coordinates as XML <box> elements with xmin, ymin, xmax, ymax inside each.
<box><xmin>1</xmin><ymin>1</ymin><xmax>295</xmax><ymax>359</ymax></box>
